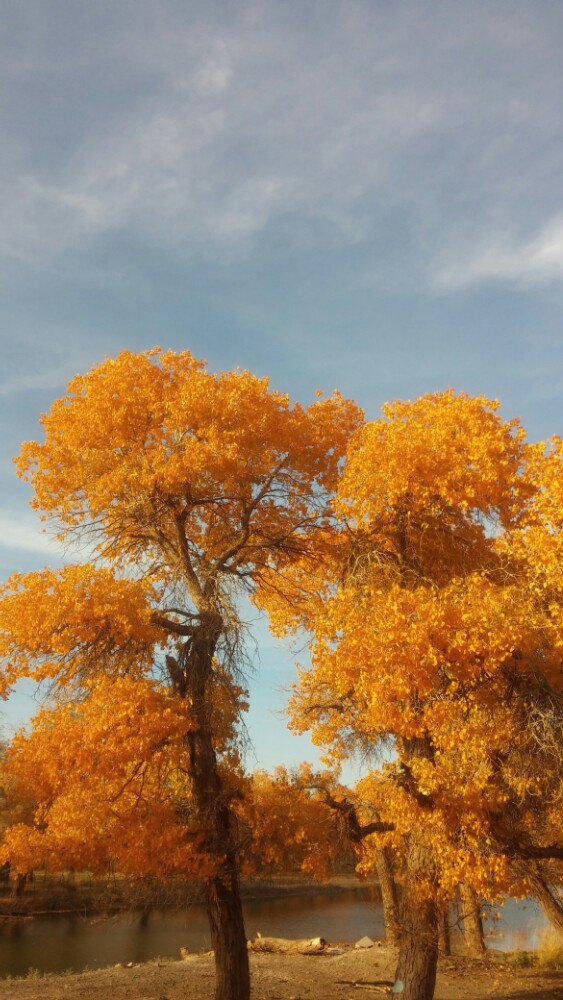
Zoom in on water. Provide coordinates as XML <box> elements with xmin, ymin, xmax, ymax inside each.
<box><xmin>485</xmin><ymin>897</ymin><xmax>549</xmax><ymax>952</ymax></box>
<box><xmin>0</xmin><ymin>889</ymin><xmax>549</xmax><ymax>978</ymax></box>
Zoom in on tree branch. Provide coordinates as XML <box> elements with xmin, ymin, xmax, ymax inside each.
<box><xmin>152</xmin><ymin>613</ymin><xmax>193</xmax><ymax>637</ymax></box>
<box><xmin>172</xmin><ymin>511</ymin><xmax>204</xmax><ymax>606</ymax></box>
<box><xmin>213</xmin><ymin>460</ymin><xmax>288</xmax><ymax>571</ymax></box>
<box><xmin>303</xmin><ymin>781</ymin><xmax>394</xmax><ymax>842</ymax></box>
<box><xmin>514</xmin><ymin>844</ymin><xmax>563</xmax><ymax>861</ymax></box>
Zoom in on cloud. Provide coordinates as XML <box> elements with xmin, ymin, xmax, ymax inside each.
<box><xmin>0</xmin><ymin>508</ymin><xmax>92</xmax><ymax>563</ymax></box>
<box><xmin>433</xmin><ymin>216</ymin><xmax>563</xmax><ymax>289</ymax></box>
<box><xmin>0</xmin><ymin>511</ymin><xmax>62</xmax><ymax>557</ymax></box>
<box><xmin>1</xmin><ymin>2</ymin><xmax>563</xmax><ymax>289</ymax></box>
<box><xmin>0</xmin><ymin>19</ymin><xmax>446</xmax><ymax>261</ymax></box>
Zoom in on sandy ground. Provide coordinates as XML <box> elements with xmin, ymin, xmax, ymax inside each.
<box><xmin>1</xmin><ymin>944</ymin><xmax>562</xmax><ymax>1000</ymax></box>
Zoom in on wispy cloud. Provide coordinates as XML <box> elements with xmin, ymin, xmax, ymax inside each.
<box><xmin>433</xmin><ymin>216</ymin><xmax>563</xmax><ymax>289</ymax></box>
<box><xmin>0</xmin><ymin>511</ymin><xmax>61</xmax><ymax>557</ymax></box>
<box><xmin>1</xmin><ymin>2</ymin><xmax>562</xmax><ymax>289</ymax></box>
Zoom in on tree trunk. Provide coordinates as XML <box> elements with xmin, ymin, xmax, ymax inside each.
<box><xmin>374</xmin><ymin>847</ymin><xmax>401</xmax><ymax>947</ymax></box>
<box><xmin>179</xmin><ymin>617</ymin><xmax>250</xmax><ymax>1000</ymax></box>
<box><xmin>392</xmin><ymin>736</ymin><xmax>439</xmax><ymax>1000</ymax></box>
<box><xmin>459</xmin><ymin>884</ymin><xmax>485</xmax><ymax>956</ymax></box>
<box><xmin>11</xmin><ymin>872</ymin><xmax>27</xmax><ymax>898</ymax></box>
<box><xmin>526</xmin><ymin>867</ymin><xmax>563</xmax><ymax>939</ymax></box>
<box><xmin>438</xmin><ymin>906</ymin><xmax>451</xmax><ymax>956</ymax></box>
<box><xmin>394</xmin><ymin>839</ymin><xmax>438</xmax><ymax>1000</ymax></box>
<box><xmin>206</xmin><ymin>869</ymin><xmax>250</xmax><ymax>1000</ymax></box>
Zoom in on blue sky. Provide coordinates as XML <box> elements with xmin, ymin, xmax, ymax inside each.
<box><xmin>0</xmin><ymin>1</ymin><xmax>562</xmax><ymax>780</ymax></box>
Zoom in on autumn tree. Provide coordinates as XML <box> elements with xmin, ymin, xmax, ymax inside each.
<box><xmin>257</xmin><ymin>391</ymin><xmax>562</xmax><ymax>1000</ymax></box>
<box><xmin>0</xmin><ymin>348</ymin><xmax>362</xmax><ymax>1000</ymax></box>
<box><xmin>242</xmin><ymin>766</ymin><xmax>352</xmax><ymax>879</ymax></box>
<box><xmin>0</xmin><ymin>739</ymin><xmax>37</xmax><ymax>893</ymax></box>
<box><xmin>290</xmin><ymin>767</ymin><xmax>401</xmax><ymax>945</ymax></box>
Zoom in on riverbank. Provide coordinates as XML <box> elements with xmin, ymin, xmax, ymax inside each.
<box><xmin>1</xmin><ymin>944</ymin><xmax>561</xmax><ymax>999</ymax></box>
<box><xmin>0</xmin><ymin>873</ymin><xmax>366</xmax><ymax>918</ymax></box>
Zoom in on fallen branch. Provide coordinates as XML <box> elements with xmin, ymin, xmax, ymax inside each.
<box><xmin>248</xmin><ymin>935</ymin><xmax>327</xmax><ymax>955</ymax></box>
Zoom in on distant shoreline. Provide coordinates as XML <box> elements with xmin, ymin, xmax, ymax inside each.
<box><xmin>0</xmin><ymin>872</ymin><xmax>373</xmax><ymax>919</ymax></box>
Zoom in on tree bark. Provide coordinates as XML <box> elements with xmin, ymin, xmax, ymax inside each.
<box><xmin>392</xmin><ymin>735</ymin><xmax>439</xmax><ymax>1000</ymax></box>
<box><xmin>206</xmin><ymin>869</ymin><xmax>250</xmax><ymax>1000</ymax></box>
<box><xmin>11</xmin><ymin>872</ymin><xmax>27</xmax><ymax>898</ymax></box>
<box><xmin>525</xmin><ymin>867</ymin><xmax>563</xmax><ymax>939</ymax></box>
<box><xmin>180</xmin><ymin>617</ymin><xmax>250</xmax><ymax>1000</ymax></box>
<box><xmin>437</xmin><ymin>906</ymin><xmax>451</xmax><ymax>956</ymax></box>
<box><xmin>459</xmin><ymin>884</ymin><xmax>485</xmax><ymax>957</ymax></box>
<box><xmin>374</xmin><ymin>847</ymin><xmax>401</xmax><ymax>947</ymax></box>
<box><xmin>394</xmin><ymin>838</ymin><xmax>438</xmax><ymax>1000</ymax></box>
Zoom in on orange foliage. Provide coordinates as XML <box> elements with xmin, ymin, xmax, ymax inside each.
<box><xmin>16</xmin><ymin>348</ymin><xmax>362</xmax><ymax>576</ymax></box>
<box><xmin>0</xmin><ymin>566</ymin><xmax>158</xmax><ymax>697</ymax></box>
<box><xmin>259</xmin><ymin>391</ymin><xmax>562</xmax><ymax>900</ymax></box>
<box><xmin>242</xmin><ymin>766</ymin><xmax>349</xmax><ymax>879</ymax></box>
<box><xmin>1</xmin><ymin>676</ymin><xmax>210</xmax><ymax>878</ymax></box>
<box><xmin>0</xmin><ymin>349</ymin><xmax>362</xmax><ymax>891</ymax></box>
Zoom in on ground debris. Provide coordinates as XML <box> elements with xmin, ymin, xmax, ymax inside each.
<box><xmin>338</xmin><ymin>982</ymin><xmax>393</xmax><ymax>993</ymax></box>
<box><xmin>248</xmin><ymin>936</ymin><xmax>327</xmax><ymax>955</ymax></box>
<box><xmin>354</xmin><ymin>937</ymin><xmax>375</xmax><ymax>950</ymax></box>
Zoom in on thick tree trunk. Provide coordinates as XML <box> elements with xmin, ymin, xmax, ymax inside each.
<box><xmin>206</xmin><ymin>869</ymin><xmax>250</xmax><ymax>1000</ymax></box>
<box><xmin>526</xmin><ymin>867</ymin><xmax>563</xmax><ymax>939</ymax></box>
<box><xmin>394</xmin><ymin>840</ymin><xmax>438</xmax><ymax>1000</ymax></box>
<box><xmin>392</xmin><ymin>736</ymin><xmax>439</xmax><ymax>1000</ymax></box>
<box><xmin>374</xmin><ymin>847</ymin><xmax>401</xmax><ymax>947</ymax></box>
<box><xmin>178</xmin><ymin>617</ymin><xmax>250</xmax><ymax>1000</ymax></box>
<box><xmin>459</xmin><ymin>884</ymin><xmax>485</xmax><ymax>956</ymax></box>
<box><xmin>437</xmin><ymin>907</ymin><xmax>451</xmax><ymax>956</ymax></box>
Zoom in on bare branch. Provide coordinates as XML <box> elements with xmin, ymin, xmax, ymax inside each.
<box><xmin>172</xmin><ymin>511</ymin><xmax>204</xmax><ymax>606</ymax></box>
<box><xmin>213</xmin><ymin>460</ymin><xmax>289</xmax><ymax>571</ymax></box>
<box><xmin>152</xmin><ymin>613</ymin><xmax>193</xmax><ymax>637</ymax></box>
<box><xmin>302</xmin><ymin>780</ymin><xmax>394</xmax><ymax>841</ymax></box>
<box><xmin>514</xmin><ymin>844</ymin><xmax>563</xmax><ymax>861</ymax></box>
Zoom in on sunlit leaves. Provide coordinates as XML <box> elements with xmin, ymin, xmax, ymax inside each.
<box><xmin>242</xmin><ymin>766</ymin><xmax>347</xmax><ymax>880</ymax></box>
<box><xmin>0</xmin><ymin>348</ymin><xmax>362</xmax><ymax>886</ymax></box>
<box><xmin>0</xmin><ymin>565</ymin><xmax>158</xmax><ymax>696</ymax></box>
<box><xmin>280</xmin><ymin>390</ymin><xmax>562</xmax><ymax>900</ymax></box>
<box><xmin>16</xmin><ymin>348</ymin><xmax>363</xmax><ymax>579</ymax></box>
<box><xmin>0</xmin><ymin>675</ymin><xmax>207</xmax><ymax>877</ymax></box>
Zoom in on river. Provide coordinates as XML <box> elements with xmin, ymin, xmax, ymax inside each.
<box><xmin>0</xmin><ymin>888</ymin><xmax>549</xmax><ymax>978</ymax></box>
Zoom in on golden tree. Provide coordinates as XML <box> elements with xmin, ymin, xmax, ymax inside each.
<box><xmin>242</xmin><ymin>766</ymin><xmax>351</xmax><ymax>879</ymax></box>
<box><xmin>258</xmin><ymin>391</ymin><xmax>562</xmax><ymax>1000</ymax></box>
<box><xmin>0</xmin><ymin>348</ymin><xmax>362</xmax><ymax>1000</ymax></box>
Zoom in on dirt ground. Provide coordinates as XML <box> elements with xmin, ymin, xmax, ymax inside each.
<box><xmin>1</xmin><ymin>944</ymin><xmax>561</xmax><ymax>1000</ymax></box>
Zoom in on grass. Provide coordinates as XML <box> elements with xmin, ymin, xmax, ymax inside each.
<box><xmin>535</xmin><ymin>928</ymin><xmax>563</xmax><ymax>969</ymax></box>
<box><xmin>493</xmin><ymin>928</ymin><xmax>563</xmax><ymax>971</ymax></box>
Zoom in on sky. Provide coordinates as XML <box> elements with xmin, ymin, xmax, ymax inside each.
<box><xmin>0</xmin><ymin>1</ymin><xmax>562</xmax><ymax>780</ymax></box>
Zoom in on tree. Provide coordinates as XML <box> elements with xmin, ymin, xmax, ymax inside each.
<box><xmin>299</xmin><ymin>769</ymin><xmax>402</xmax><ymax>946</ymax></box>
<box><xmin>0</xmin><ymin>740</ymin><xmax>37</xmax><ymax>894</ymax></box>
<box><xmin>258</xmin><ymin>391</ymin><xmax>562</xmax><ymax>1000</ymax></box>
<box><xmin>242</xmin><ymin>766</ymin><xmax>352</xmax><ymax>879</ymax></box>
<box><xmin>0</xmin><ymin>348</ymin><xmax>362</xmax><ymax>1000</ymax></box>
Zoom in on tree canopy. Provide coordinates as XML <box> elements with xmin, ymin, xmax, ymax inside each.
<box><xmin>0</xmin><ymin>370</ymin><xmax>560</xmax><ymax>1000</ymax></box>
<box><xmin>257</xmin><ymin>391</ymin><xmax>562</xmax><ymax>999</ymax></box>
<box><xmin>0</xmin><ymin>348</ymin><xmax>362</xmax><ymax>1000</ymax></box>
